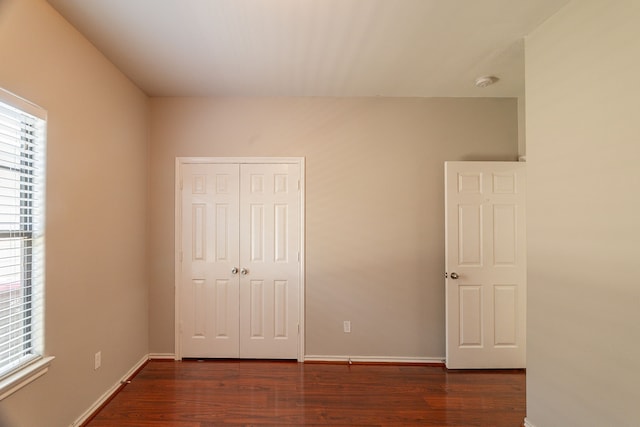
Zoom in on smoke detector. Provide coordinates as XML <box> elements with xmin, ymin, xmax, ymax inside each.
<box><xmin>474</xmin><ymin>75</ymin><xmax>499</xmax><ymax>88</ymax></box>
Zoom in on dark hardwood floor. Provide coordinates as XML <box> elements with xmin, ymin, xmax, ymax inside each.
<box><xmin>85</xmin><ymin>360</ymin><xmax>525</xmax><ymax>427</ymax></box>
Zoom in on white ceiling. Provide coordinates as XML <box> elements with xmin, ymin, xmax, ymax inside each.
<box><xmin>46</xmin><ymin>0</ymin><xmax>569</xmax><ymax>98</ymax></box>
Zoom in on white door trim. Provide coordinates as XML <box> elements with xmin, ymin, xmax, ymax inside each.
<box><xmin>174</xmin><ymin>157</ymin><xmax>306</xmax><ymax>362</ymax></box>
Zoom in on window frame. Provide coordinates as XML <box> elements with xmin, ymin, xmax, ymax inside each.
<box><xmin>0</xmin><ymin>88</ymin><xmax>53</xmax><ymax>400</ymax></box>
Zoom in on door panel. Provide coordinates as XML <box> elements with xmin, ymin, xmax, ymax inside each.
<box><xmin>459</xmin><ymin>285</ymin><xmax>483</xmax><ymax>347</ymax></box>
<box><xmin>493</xmin><ymin>204</ymin><xmax>517</xmax><ymax>265</ymax></box>
<box><xmin>180</xmin><ymin>161</ymin><xmax>300</xmax><ymax>360</ymax></box>
<box><xmin>458</xmin><ymin>204</ymin><xmax>482</xmax><ymax>266</ymax></box>
<box><xmin>181</xmin><ymin>163</ymin><xmax>240</xmax><ymax>358</ymax></box>
<box><xmin>239</xmin><ymin>163</ymin><xmax>300</xmax><ymax>358</ymax></box>
<box><xmin>445</xmin><ymin>161</ymin><xmax>526</xmax><ymax>369</ymax></box>
<box><xmin>494</xmin><ymin>285</ymin><xmax>517</xmax><ymax>346</ymax></box>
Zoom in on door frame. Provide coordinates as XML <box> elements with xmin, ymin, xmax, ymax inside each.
<box><xmin>174</xmin><ymin>157</ymin><xmax>306</xmax><ymax>362</ymax></box>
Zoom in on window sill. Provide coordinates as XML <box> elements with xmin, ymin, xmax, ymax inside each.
<box><xmin>0</xmin><ymin>356</ymin><xmax>55</xmax><ymax>401</ymax></box>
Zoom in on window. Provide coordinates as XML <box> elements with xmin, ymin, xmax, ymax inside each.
<box><xmin>0</xmin><ymin>88</ymin><xmax>50</xmax><ymax>399</ymax></box>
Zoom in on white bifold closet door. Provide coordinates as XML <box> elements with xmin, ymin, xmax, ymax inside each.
<box><xmin>180</xmin><ymin>162</ymin><xmax>300</xmax><ymax>359</ymax></box>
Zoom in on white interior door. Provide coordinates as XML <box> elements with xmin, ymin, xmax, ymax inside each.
<box><xmin>239</xmin><ymin>163</ymin><xmax>300</xmax><ymax>358</ymax></box>
<box><xmin>445</xmin><ymin>161</ymin><xmax>526</xmax><ymax>369</ymax></box>
<box><xmin>180</xmin><ymin>163</ymin><xmax>240</xmax><ymax>358</ymax></box>
<box><xmin>179</xmin><ymin>161</ymin><xmax>301</xmax><ymax>360</ymax></box>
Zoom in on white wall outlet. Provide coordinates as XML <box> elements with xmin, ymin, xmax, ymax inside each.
<box><xmin>343</xmin><ymin>320</ymin><xmax>351</xmax><ymax>333</ymax></box>
<box><xmin>94</xmin><ymin>351</ymin><xmax>101</xmax><ymax>370</ymax></box>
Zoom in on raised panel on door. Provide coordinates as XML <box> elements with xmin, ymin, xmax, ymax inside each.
<box><xmin>180</xmin><ymin>163</ymin><xmax>240</xmax><ymax>358</ymax></box>
<box><xmin>445</xmin><ymin>161</ymin><xmax>526</xmax><ymax>369</ymax></box>
<box><xmin>239</xmin><ymin>163</ymin><xmax>300</xmax><ymax>359</ymax></box>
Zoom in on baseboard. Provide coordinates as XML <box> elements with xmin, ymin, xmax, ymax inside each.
<box><xmin>148</xmin><ymin>353</ymin><xmax>176</xmax><ymax>360</ymax></box>
<box><xmin>70</xmin><ymin>354</ymin><xmax>149</xmax><ymax>427</ymax></box>
<box><xmin>304</xmin><ymin>355</ymin><xmax>445</xmax><ymax>365</ymax></box>
<box><xmin>524</xmin><ymin>417</ymin><xmax>536</xmax><ymax>427</ymax></box>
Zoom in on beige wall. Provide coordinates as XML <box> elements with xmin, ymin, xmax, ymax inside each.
<box><xmin>0</xmin><ymin>0</ymin><xmax>149</xmax><ymax>425</ymax></box>
<box><xmin>149</xmin><ymin>97</ymin><xmax>518</xmax><ymax>358</ymax></box>
<box><xmin>525</xmin><ymin>0</ymin><xmax>640</xmax><ymax>425</ymax></box>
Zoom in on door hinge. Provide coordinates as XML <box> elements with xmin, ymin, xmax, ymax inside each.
<box><xmin>297</xmin><ymin>323</ymin><xmax>300</xmax><ymax>335</ymax></box>
<box><xmin>297</xmin><ymin>179</ymin><xmax>300</xmax><ymax>191</ymax></box>
<box><xmin>179</xmin><ymin>252</ymin><xmax>183</xmax><ymax>262</ymax></box>
<box><xmin>180</xmin><ymin>178</ymin><xmax>183</xmax><ymax>190</ymax></box>
<box><xmin>298</xmin><ymin>251</ymin><xmax>300</xmax><ymax>262</ymax></box>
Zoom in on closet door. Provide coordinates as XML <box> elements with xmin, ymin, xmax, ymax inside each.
<box><xmin>180</xmin><ymin>163</ymin><xmax>241</xmax><ymax>358</ymax></box>
<box><xmin>239</xmin><ymin>163</ymin><xmax>300</xmax><ymax>358</ymax></box>
<box><xmin>179</xmin><ymin>161</ymin><xmax>300</xmax><ymax>359</ymax></box>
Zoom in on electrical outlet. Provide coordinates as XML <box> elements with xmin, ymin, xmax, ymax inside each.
<box><xmin>343</xmin><ymin>320</ymin><xmax>351</xmax><ymax>333</ymax></box>
<box><xmin>94</xmin><ymin>351</ymin><xmax>101</xmax><ymax>370</ymax></box>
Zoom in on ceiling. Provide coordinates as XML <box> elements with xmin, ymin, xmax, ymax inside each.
<box><xmin>46</xmin><ymin>0</ymin><xmax>569</xmax><ymax>98</ymax></box>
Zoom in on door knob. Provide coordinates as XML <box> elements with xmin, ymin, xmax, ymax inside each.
<box><xmin>240</xmin><ymin>268</ymin><xmax>248</xmax><ymax>275</ymax></box>
<box><xmin>231</xmin><ymin>267</ymin><xmax>239</xmax><ymax>275</ymax></box>
<box><xmin>450</xmin><ymin>272</ymin><xmax>459</xmax><ymax>280</ymax></box>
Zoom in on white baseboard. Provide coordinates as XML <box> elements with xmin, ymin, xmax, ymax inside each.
<box><xmin>148</xmin><ymin>353</ymin><xmax>176</xmax><ymax>360</ymax></box>
<box><xmin>304</xmin><ymin>355</ymin><xmax>445</xmax><ymax>364</ymax></box>
<box><xmin>70</xmin><ymin>354</ymin><xmax>149</xmax><ymax>427</ymax></box>
<box><xmin>524</xmin><ymin>417</ymin><xmax>536</xmax><ymax>427</ymax></box>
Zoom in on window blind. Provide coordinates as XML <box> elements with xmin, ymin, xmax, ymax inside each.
<box><xmin>0</xmin><ymin>91</ymin><xmax>46</xmax><ymax>379</ymax></box>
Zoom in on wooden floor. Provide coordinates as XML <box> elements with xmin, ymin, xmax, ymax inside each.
<box><xmin>85</xmin><ymin>360</ymin><xmax>525</xmax><ymax>427</ymax></box>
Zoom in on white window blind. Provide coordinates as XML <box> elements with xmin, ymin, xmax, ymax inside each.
<box><xmin>0</xmin><ymin>90</ymin><xmax>46</xmax><ymax>380</ymax></box>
